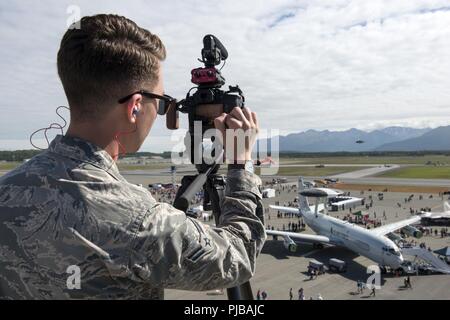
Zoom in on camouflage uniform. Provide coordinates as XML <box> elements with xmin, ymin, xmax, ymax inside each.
<box><xmin>0</xmin><ymin>135</ymin><xmax>266</xmax><ymax>300</ymax></box>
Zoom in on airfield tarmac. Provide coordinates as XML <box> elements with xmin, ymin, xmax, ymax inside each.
<box><xmin>1</xmin><ymin>163</ymin><xmax>449</xmax><ymax>300</ymax></box>
<box><xmin>120</xmin><ymin>172</ymin><xmax>450</xmax><ymax>300</ymax></box>
<box><xmin>160</xmin><ymin>185</ymin><xmax>450</xmax><ymax>300</ymax></box>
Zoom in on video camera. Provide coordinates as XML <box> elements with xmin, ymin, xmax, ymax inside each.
<box><xmin>170</xmin><ymin>36</ymin><xmax>254</xmax><ymax>300</ymax></box>
<box><xmin>166</xmin><ymin>34</ymin><xmax>245</xmax><ymax>141</ymax></box>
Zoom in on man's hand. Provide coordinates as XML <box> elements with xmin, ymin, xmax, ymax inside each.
<box><xmin>214</xmin><ymin>107</ymin><xmax>259</xmax><ymax>164</ymax></box>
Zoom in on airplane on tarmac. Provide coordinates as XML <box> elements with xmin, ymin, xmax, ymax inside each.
<box><xmin>420</xmin><ymin>201</ymin><xmax>450</xmax><ymax>226</ymax></box>
<box><xmin>421</xmin><ymin>200</ymin><xmax>450</xmax><ymax>216</ymax></box>
<box><xmin>267</xmin><ymin>178</ymin><xmax>432</xmax><ymax>271</ymax></box>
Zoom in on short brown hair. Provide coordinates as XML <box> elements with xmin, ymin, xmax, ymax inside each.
<box><xmin>57</xmin><ymin>14</ymin><xmax>166</xmax><ymax>120</ymax></box>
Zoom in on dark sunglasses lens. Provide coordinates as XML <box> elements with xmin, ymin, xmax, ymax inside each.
<box><xmin>159</xmin><ymin>99</ymin><xmax>175</xmax><ymax>115</ymax></box>
<box><xmin>158</xmin><ymin>100</ymin><xmax>167</xmax><ymax>115</ymax></box>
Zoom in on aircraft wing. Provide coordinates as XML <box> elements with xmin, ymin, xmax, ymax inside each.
<box><xmin>370</xmin><ymin>215</ymin><xmax>426</xmax><ymax>236</ymax></box>
<box><xmin>444</xmin><ymin>201</ymin><xmax>450</xmax><ymax>212</ymax></box>
<box><xmin>269</xmin><ymin>204</ymin><xmax>325</xmax><ymax>216</ymax></box>
<box><xmin>426</xmin><ymin>213</ymin><xmax>450</xmax><ymax>219</ymax></box>
<box><xmin>421</xmin><ymin>211</ymin><xmax>450</xmax><ymax>219</ymax></box>
<box><xmin>266</xmin><ymin>229</ymin><xmax>331</xmax><ymax>245</ymax></box>
<box><xmin>269</xmin><ymin>205</ymin><xmax>299</xmax><ymax>215</ymax></box>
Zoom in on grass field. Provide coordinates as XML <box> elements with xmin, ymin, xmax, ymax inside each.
<box><xmin>281</xmin><ymin>155</ymin><xmax>450</xmax><ymax>165</ymax></box>
<box><xmin>378</xmin><ymin>166</ymin><xmax>450</xmax><ymax>179</ymax></box>
<box><xmin>257</xmin><ymin>166</ymin><xmax>368</xmax><ymax>177</ymax></box>
<box><xmin>2</xmin><ymin>156</ymin><xmax>450</xmax><ymax>181</ymax></box>
<box><xmin>336</xmin><ymin>183</ymin><xmax>449</xmax><ymax>194</ymax></box>
<box><xmin>0</xmin><ymin>161</ymin><xmax>182</xmax><ymax>172</ymax></box>
<box><xmin>117</xmin><ymin>163</ymin><xmax>182</xmax><ymax>171</ymax></box>
<box><xmin>0</xmin><ymin>162</ymin><xmax>21</xmax><ymax>171</ymax></box>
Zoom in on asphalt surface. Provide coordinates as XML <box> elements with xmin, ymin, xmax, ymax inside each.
<box><xmin>158</xmin><ymin>183</ymin><xmax>450</xmax><ymax>300</ymax></box>
<box><xmin>3</xmin><ymin>163</ymin><xmax>449</xmax><ymax>300</ymax></box>
<box><xmin>330</xmin><ymin>165</ymin><xmax>400</xmax><ymax>179</ymax></box>
<box><xmin>338</xmin><ymin>177</ymin><xmax>450</xmax><ymax>187</ymax></box>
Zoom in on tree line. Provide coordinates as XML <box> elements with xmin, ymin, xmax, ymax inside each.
<box><xmin>0</xmin><ymin>150</ymin><xmax>172</xmax><ymax>162</ymax></box>
<box><xmin>279</xmin><ymin>151</ymin><xmax>450</xmax><ymax>158</ymax></box>
<box><xmin>0</xmin><ymin>150</ymin><xmax>42</xmax><ymax>162</ymax></box>
<box><xmin>2</xmin><ymin>149</ymin><xmax>449</xmax><ymax>163</ymax></box>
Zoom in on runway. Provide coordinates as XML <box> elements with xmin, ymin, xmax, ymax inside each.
<box><xmin>330</xmin><ymin>165</ymin><xmax>400</xmax><ymax>179</ymax></box>
<box><xmin>339</xmin><ymin>177</ymin><xmax>450</xmax><ymax>188</ymax></box>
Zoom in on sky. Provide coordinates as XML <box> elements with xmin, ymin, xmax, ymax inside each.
<box><xmin>1</xmin><ymin>0</ymin><xmax>450</xmax><ymax>152</ymax></box>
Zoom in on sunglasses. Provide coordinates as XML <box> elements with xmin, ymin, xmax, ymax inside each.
<box><xmin>118</xmin><ymin>90</ymin><xmax>176</xmax><ymax>115</ymax></box>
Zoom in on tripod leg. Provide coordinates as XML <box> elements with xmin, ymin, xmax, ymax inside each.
<box><xmin>226</xmin><ymin>287</ymin><xmax>241</xmax><ymax>300</ymax></box>
<box><xmin>206</xmin><ymin>175</ymin><xmax>255</xmax><ymax>301</ymax></box>
<box><xmin>239</xmin><ymin>282</ymin><xmax>254</xmax><ymax>300</ymax></box>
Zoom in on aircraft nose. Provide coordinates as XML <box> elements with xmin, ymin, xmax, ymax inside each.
<box><xmin>394</xmin><ymin>255</ymin><xmax>404</xmax><ymax>268</ymax></box>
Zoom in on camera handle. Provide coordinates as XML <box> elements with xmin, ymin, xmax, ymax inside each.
<box><xmin>173</xmin><ymin>165</ymin><xmax>254</xmax><ymax>300</ymax></box>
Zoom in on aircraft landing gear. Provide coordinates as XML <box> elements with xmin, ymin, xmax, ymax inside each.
<box><xmin>395</xmin><ymin>267</ymin><xmax>405</xmax><ymax>276</ymax></box>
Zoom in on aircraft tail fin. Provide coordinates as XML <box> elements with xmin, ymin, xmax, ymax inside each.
<box><xmin>444</xmin><ymin>201</ymin><xmax>450</xmax><ymax>213</ymax></box>
<box><xmin>298</xmin><ymin>177</ymin><xmax>310</xmax><ymax>215</ymax></box>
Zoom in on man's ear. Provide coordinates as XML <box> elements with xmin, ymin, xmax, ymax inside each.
<box><xmin>126</xmin><ymin>94</ymin><xmax>142</xmax><ymax>124</ymax></box>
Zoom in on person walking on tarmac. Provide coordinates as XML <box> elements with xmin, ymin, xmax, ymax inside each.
<box><xmin>298</xmin><ymin>288</ymin><xmax>305</xmax><ymax>300</ymax></box>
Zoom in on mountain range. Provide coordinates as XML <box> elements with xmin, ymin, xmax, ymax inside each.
<box><xmin>260</xmin><ymin>126</ymin><xmax>450</xmax><ymax>152</ymax></box>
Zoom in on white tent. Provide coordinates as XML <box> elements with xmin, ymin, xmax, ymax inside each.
<box><xmin>262</xmin><ymin>188</ymin><xmax>276</xmax><ymax>198</ymax></box>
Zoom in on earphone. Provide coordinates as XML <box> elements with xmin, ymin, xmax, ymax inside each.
<box><xmin>132</xmin><ymin>106</ymin><xmax>140</xmax><ymax>117</ymax></box>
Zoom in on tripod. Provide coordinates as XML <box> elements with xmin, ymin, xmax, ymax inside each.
<box><xmin>173</xmin><ymin>163</ymin><xmax>254</xmax><ymax>300</ymax></box>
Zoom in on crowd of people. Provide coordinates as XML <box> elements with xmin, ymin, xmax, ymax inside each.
<box><xmin>265</xmin><ymin>186</ymin><xmax>450</xmax><ymax>235</ymax></box>
<box><xmin>342</xmin><ymin>213</ymin><xmax>383</xmax><ymax>229</ymax></box>
<box><xmin>289</xmin><ymin>288</ymin><xmax>323</xmax><ymax>300</ymax></box>
<box><xmin>150</xmin><ymin>184</ymin><xmax>206</xmax><ymax>210</ymax></box>
<box><xmin>256</xmin><ymin>289</ymin><xmax>268</xmax><ymax>300</ymax></box>
<box><xmin>260</xmin><ymin>185</ymin><xmax>448</xmax><ymax>300</ymax></box>
<box><xmin>149</xmin><ymin>185</ymin><xmax>179</xmax><ymax>203</ymax></box>
<box><xmin>151</xmin><ymin>181</ymin><xmax>447</xmax><ymax>300</ymax></box>
<box><xmin>257</xmin><ymin>287</ymin><xmax>327</xmax><ymax>300</ymax></box>
<box><xmin>356</xmin><ymin>280</ymin><xmax>377</xmax><ymax>297</ymax></box>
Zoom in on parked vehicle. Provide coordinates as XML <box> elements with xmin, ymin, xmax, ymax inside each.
<box><xmin>328</xmin><ymin>258</ymin><xmax>347</xmax><ymax>273</ymax></box>
<box><xmin>308</xmin><ymin>259</ymin><xmax>325</xmax><ymax>274</ymax></box>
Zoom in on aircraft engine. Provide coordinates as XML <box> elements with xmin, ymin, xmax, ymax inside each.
<box><xmin>283</xmin><ymin>236</ymin><xmax>298</xmax><ymax>253</ymax></box>
<box><xmin>387</xmin><ymin>233</ymin><xmax>404</xmax><ymax>244</ymax></box>
<box><xmin>402</xmin><ymin>225</ymin><xmax>423</xmax><ymax>239</ymax></box>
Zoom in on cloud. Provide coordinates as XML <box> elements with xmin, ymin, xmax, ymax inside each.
<box><xmin>1</xmin><ymin>0</ymin><xmax>450</xmax><ymax>151</ymax></box>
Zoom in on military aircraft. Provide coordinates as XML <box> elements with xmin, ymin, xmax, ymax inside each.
<box><xmin>267</xmin><ymin>178</ymin><xmax>431</xmax><ymax>271</ymax></box>
<box><xmin>421</xmin><ymin>201</ymin><xmax>450</xmax><ymax>216</ymax></box>
<box><xmin>420</xmin><ymin>201</ymin><xmax>450</xmax><ymax>226</ymax></box>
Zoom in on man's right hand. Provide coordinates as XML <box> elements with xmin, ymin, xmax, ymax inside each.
<box><xmin>214</xmin><ymin>107</ymin><xmax>259</xmax><ymax>164</ymax></box>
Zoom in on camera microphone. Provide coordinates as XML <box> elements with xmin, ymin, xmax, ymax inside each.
<box><xmin>202</xmin><ymin>35</ymin><xmax>228</xmax><ymax>66</ymax></box>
